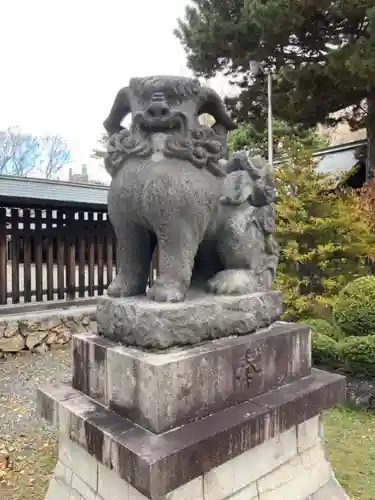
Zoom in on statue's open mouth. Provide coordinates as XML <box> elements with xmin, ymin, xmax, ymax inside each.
<box><xmin>133</xmin><ymin>111</ymin><xmax>187</xmax><ymax>134</ymax></box>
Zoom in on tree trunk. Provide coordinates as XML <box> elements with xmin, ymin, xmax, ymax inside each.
<box><xmin>366</xmin><ymin>87</ymin><xmax>375</xmax><ymax>180</ymax></box>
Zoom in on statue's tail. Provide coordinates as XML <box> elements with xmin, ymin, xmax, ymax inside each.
<box><xmin>220</xmin><ymin>152</ymin><xmax>276</xmax><ymax>206</ymax></box>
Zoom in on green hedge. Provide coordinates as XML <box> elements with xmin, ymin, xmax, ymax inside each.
<box><xmin>339</xmin><ymin>336</ymin><xmax>375</xmax><ymax>377</ymax></box>
<box><xmin>311</xmin><ymin>331</ymin><xmax>339</xmax><ymax>366</ymax></box>
<box><xmin>304</xmin><ymin>318</ymin><xmax>341</xmax><ymax>340</ymax></box>
<box><xmin>309</xmin><ymin>327</ymin><xmax>375</xmax><ymax>376</ymax></box>
<box><xmin>334</xmin><ymin>276</ymin><xmax>375</xmax><ymax>337</ymax></box>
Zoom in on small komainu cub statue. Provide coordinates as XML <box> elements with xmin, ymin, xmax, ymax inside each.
<box><xmin>103</xmin><ymin>75</ymin><xmax>278</xmax><ymax>303</ymax></box>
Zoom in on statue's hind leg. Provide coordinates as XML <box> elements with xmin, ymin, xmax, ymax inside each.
<box><xmin>108</xmin><ymin>223</ymin><xmax>156</xmax><ymax>297</ymax></box>
<box><xmin>207</xmin><ymin>210</ymin><xmax>278</xmax><ymax>295</ymax></box>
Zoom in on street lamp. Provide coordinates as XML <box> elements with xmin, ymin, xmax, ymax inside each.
<box><xmin>249</xmin><ymin>60</ymin><xmax>273</xmax><ymax>166</ymax></box>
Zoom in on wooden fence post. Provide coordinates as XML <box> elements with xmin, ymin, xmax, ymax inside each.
<box><xmin>97</xmin><ymin>213</ymin><xmax>104</xmax><ymax>295</ymax></box>
<box><xmin>46</xmin><ymin>209</ymin><xmax>54</xmax><ymax>301</ymax></box>
<box><xmin>11</xmin><ymin>209</ymin><xmax>20</xmax><ymax>303</ymax></box>
<box><xmin>66</xmin><ymin>210</ymin><xmax>76</xmax><ymax>300</ymax></box>
<box><xmin>34</xmin><ymin>209</ymin><xmax>43</xmax><ymax>302</ymax></box>
<box><xmin>23</xmin><ymin>209</ymin><xmax>32</xmax><ymax>303</ymax></box>
<box><xmin>87</xmin><ymin>212</ymin><xmax>95</xmax><ymax>296</ymax></box>
<box><xmin>56</xmin><ymin>210</ymin><xmax>65</xmax><ymax>299</ymax></box>
<box><xmin>78</xmin><ymin>211</ymin><xmax>86</xmax><ymax>298</ymax></box>
<box><xmin>0</xmin><ymin>208</ymin><xmax>7</xmax><ymax>304</ymax></box>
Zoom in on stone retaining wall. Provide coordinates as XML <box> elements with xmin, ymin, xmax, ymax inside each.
<box><xmin>0</xmin><ymin>306</ymin><xmax>96</xmax><ymax>355</ymax></box>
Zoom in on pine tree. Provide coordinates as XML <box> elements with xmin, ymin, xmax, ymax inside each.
<box><xmin>176</xmin><ymin>1</ymin><xmax>375</xmax><ymax>174</ymax></box>
<box><xmin>228</xmin><ymin>120</ymin><xmax>328</xmax><ymax>159</ymax></box>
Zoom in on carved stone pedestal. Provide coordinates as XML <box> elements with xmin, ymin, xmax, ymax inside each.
<box><xmin>71</xmin><ymin>321</ymin><xmax>310</xmax><ymax>433</ymax></box>
<box><xmin>96</xmin><ymin>291</ymin><xmax>283</xmax><ymax>349</ymax></box>
<box><xmin>38</xmin><ymin>318</ymin><xmax>348</xmax><ymax>500</ymax></box>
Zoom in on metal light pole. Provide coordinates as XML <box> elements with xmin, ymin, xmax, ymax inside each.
<box><xmin>249</xmin><ymin>61</ymin><xmax>273</xmax><ymax>166</ymax></box>
<box><xmin>266</xmin><ymin>69</ymin><xmax>273</xmax><ymax>167</ymax></box>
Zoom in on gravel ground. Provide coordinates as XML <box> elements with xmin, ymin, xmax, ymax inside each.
<box><xmin>0</xmin><ymin>346</ymin><xmax>71</xmax><ymax>499</ymax></box>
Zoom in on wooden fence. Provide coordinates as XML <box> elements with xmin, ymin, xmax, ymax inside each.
<box><xmin>0</xmin><ymin>206</ymin><xmax>118</xmax><ymax>305</ymax></box>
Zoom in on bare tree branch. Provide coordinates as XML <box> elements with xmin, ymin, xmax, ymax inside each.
<box><xmin>0</xmin><ymin>127</ymin><xmax>72</xmax><ymax>179</ymax></box>
<box><xmin>40</xmin><ymin>135</ymin><xmax>72</xmax><ymax>179</ymax></box>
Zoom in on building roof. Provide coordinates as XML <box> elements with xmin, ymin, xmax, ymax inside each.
<box><xmin>274</xmin><ymin>138</ymin><xmax>366</xmax><ymax>175</ymax></box>
<box><xmin>312</xmin><ymin>139</ymin><xmax>366</xmax><ymax>175</ymax></box>
<box><xmin>0</xmin><ymin>175</ymin><xmax>109</xmax><ymax>209</ymax></box>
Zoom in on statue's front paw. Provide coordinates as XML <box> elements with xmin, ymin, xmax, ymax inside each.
<box><xmin>107</xmin><ymin>274</ymin><xmax>144</xmax><ymax>297</ymax></box>
<box><xmin>206</xmin><ymin>270</ymin><xmax>258</xmax><ymax>295</ymax></box>
<box><xmin>147</xmin><ymin>278</ymin><xmax>187</xmax><ymax>303</ymax></box>
<box><xmin>107</xmin><ymin>275</ymin><xmax>125</xmax><ymax>297</ymax></box>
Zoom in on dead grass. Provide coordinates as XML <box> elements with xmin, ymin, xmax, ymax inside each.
<box><xmin>0</xmin><ymin>436</ymin><xmax>56</xmax><ymax>500</ymax></box>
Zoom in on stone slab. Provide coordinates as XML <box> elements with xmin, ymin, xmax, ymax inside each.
<box><xmin>38</xmin><ymin>368</ymin><xmax>345</xmax><ymax>499</ymax></box>
<box><xmin>96</xmin><ymin>291</ymin><xmax>283</xmax><ymax>349</ymax></box>
<box><xmin>44</xmin><ymin>426</ymin><xmax>349</xmax><ymax>500</ymax></box>
<box><xmin>72</xmin><ymin>322</ymin><xmax>311</xmax><ymax>433</ymax></box>
<box><xmin>311</xmin><ymin>478</ymin><xmax>350</xmax><ymax>499</ymax></box>
<box><xmin>72</xmin><ymin>335</ymin><xmax>110</xmax><ymax>406</ymax></box>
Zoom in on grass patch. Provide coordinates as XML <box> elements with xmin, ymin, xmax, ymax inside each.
<box><xmin>325</xmin><ymin>406</ymin><xmax>375</xmax><ymax>500</ymax></box>
<box><xmin>1</xmin><ymin>407</ymin><xmax>375</xmax><ymax>499</ymax></box>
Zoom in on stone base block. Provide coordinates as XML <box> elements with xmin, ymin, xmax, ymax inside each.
<box><xmin>44</xmin><ymin>415</ymin><xmax>348</xmax><ymax>500</ymax></box>
<box><xmin>72</xmin><ymin>322</ymin><xmax>311</xmax><ymax>433</ymax></box>
<box><xmin>38</xmin><ymin>368</ymin><xmax>346</xmax><ymax>499</ymax></box>
<box><xmin>96</xmin><ymin>291</ymin><xmax>283</xmax><ymax>348</ymax></box>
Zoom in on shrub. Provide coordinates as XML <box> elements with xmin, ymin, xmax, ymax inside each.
<box><xmin>339</xmin><ymin>335</ymin><xmax>375</xmax><ymax>376</ymax></box>
<box><xmin>311</xmin><ymin>331</ymin><xmax>339</xmax><ymax>366</ymax></box>
<box><xmin>334</xmin><ymin>276</ymin><xmax>375</xmax><ymax>337</ymax></box>
<box><xmin>304</xmin><ymin>318</ymin><xmax>341</xmax><ymax>340</ymax></box>
<box><xmin>274</xmin><ymin>141</ymin><xmax>375</xmax><ymax>320</ymax></box>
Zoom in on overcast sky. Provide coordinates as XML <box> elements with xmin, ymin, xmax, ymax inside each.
<box><xmin>0</xmin><ymin>0</ymin><xmax>231</xmax><ymax>181</ymax></box>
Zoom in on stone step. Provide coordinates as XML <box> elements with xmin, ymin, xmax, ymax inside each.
<box><xmin>72</xmin><ymin>322</ymin><xmax>311</xmax><ymax>433</ymax></box>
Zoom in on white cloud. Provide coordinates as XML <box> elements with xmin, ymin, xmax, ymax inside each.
<box><xmin>0</xmin><ymin>0</ymin><xmax>232</xmax><ymax>180</ymax></box>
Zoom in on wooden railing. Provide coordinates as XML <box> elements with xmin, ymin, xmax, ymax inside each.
<box><xmin>0</xmin><ymin>206</ymin><xmax>117</xmax><ymax>304</ymax></box>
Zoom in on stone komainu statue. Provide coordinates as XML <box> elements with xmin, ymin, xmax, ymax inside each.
<box><xmin>103</xmin><ymin>76</ymin><xmax>279</xmax><ymax>302</ymax></box>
